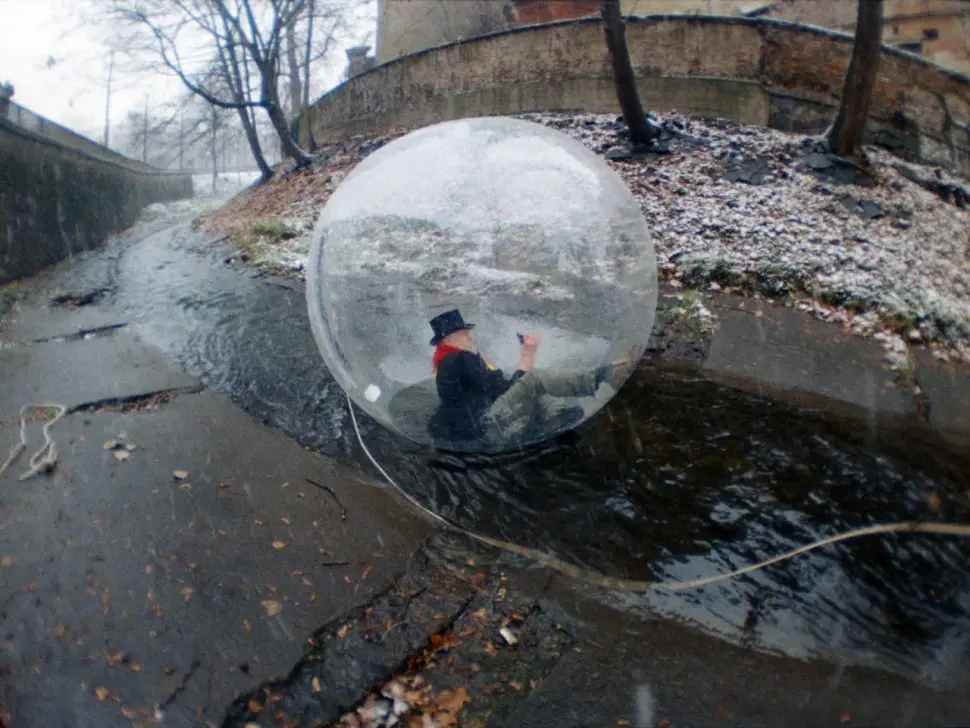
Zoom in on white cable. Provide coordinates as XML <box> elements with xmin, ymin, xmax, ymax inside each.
<box><xmin>347</xmin><ymin>393</ymin><xmax>970</xmax><ymax>592</ymax></box>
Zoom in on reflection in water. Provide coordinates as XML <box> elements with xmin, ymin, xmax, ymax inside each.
<box><xmin>110</xmin><ymin>224</ymin><xmax>970</xmax><ymax>688</ymax></box>
<box><xmin>372</xmin><ymin>362</ymin><xmax>970</xmax><ymax>683</ymax></box>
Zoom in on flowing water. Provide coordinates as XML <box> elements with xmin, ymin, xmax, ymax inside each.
<box><xmin>61</xmin><ymin>215</ymin><xmax>970</xmax><ymax>690</ymax></box>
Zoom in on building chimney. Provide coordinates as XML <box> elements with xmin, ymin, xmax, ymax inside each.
<box><xmin>345</xmin><ymin>46</ymin><xmax>375</xmax><ymax>79</ymax></box>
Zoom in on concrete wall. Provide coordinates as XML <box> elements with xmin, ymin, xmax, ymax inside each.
<box><xmin>299</xmin><ymin>15</ymin><xmax>970</xmax><ymax>174</ymax></box>
<box><xmin>0</xmin><ymin>116</ymin><xmax>193</xmax><ymax>284</ymax></box>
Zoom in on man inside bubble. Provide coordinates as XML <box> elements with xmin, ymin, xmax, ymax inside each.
<box><xmin>427</xmin><ymin>308</ymin><xmax>635</xmax><ymax>445</ymax></box>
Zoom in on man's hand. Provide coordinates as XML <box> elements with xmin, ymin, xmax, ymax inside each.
<box><xmin>519</xmin><ymin>333</ymin><xmax>542</xmax><ymax>354</ymax></box>
<box><xmin>515</xmin><ymin>333</ymin><xmax>541</xmax><ymax>373</ymax></box>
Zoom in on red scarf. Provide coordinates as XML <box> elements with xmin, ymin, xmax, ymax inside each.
<box><xmin>432</xmin><ymin>343</ymin><xmax>464</xmax><ymax>377</ymax></box>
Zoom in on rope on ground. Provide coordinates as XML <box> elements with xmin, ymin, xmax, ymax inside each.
<box><xmin>0</xmin><ymin>404</ymin><xmax>68</xmax><ymax>482</ymax></box>
<box><xmin>346</xmin><ymin>393</ymin><xmax>970</xmax><ymax>593</ymax></box>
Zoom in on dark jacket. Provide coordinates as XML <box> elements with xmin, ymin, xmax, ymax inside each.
<box><xmin>429</xmin><ymin>350</ymin><xmax>524</xmax><ymax>442</ymax></box>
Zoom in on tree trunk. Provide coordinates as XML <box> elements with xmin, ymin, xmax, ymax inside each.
<box><xmin>827</xmin><ymin>0</ymin><xmax>884</xmax><ymax>157</ymax></box>
<box><xmin>601</xmin><ymin>0</ymin><xmax>657</xmax><ymax>147</ymax></box>
<box><xmin>302</xmin><ymin>0</ymin><xmax>314</xmax><ymax>110</ymax></box>
<box><xmin>211</xmin><ymin>106</ymin><xmax>218</xmax><ymax>194</ymax></box>
<box><xmin>286</xmin><ymin>14</ymin><xmax>302</xmax><ymax>119</ymax></box>
<box><xmin>261</xmin><ymin>62</ymin><xmax>312</xmax><ymax>166</ymax></box>
<box><xmin>236</xmin><ymin>105</ymin><xmax>273</xmax><ymax>181</ymax></box>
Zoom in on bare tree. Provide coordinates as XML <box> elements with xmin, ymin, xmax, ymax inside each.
<box><xmin>600</xmin><ymin>0</ymin><xmax>659</xmax><ymax>148</ymax></box>
<box><xmin>286</xmin><ymin>11</ymin><xmax>303</xmax><ymax>119</ymax></box>
<box><xmin>301</xmin><ymin>0</ymin><xmax>315</xmax><ymax>110</ymax></box>
<box><xmin>104</xmin><ymin>0</ymin><xmax>313</xmax><ymax>177</ymax></box>
<box><xmin>826</xmin><ymin>0</ymin><xmax>884</xmax><ymax>157</ymax></box>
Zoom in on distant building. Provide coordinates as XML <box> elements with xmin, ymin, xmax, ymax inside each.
<box><xmin>768</xmin><ymin>0</ymin><xmax>970</xmax><ymax>74</ymax></box>
<box><xmin>374</xmin><ymin>0</ymin><xmax>970</xmax><ymax>74</ymax></box>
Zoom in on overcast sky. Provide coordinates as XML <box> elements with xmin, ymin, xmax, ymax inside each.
<box><xmin>0</xmin><ymin>0</ymin><xmax>374</xmax><ymax>143</ymax></box>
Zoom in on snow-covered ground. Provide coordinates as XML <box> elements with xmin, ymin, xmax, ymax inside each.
<box><xmin>198</xmin><ymin>113</ymin><xmax>970</xmax><ymax>363</ymax></box>
<box><xmin>191</xmin><ymin>171</ymin><xmax>263</xmax><ymax>196</ymax></box>
<box><xmin>137</xmin><ymin>171</ymin><xmax>263</xmax><ymax>227</ymax></box>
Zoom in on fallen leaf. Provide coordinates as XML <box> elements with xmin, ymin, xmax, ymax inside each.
<box><xmin>178</xmin><ymin>482</ymin><xmax>192</xmax><ymax>490</ymax></box>
<box><xmin>95</xmin><ymin>686</ymin><xmax>109</xmax><ymax>701</ymax></box>
<box><xmin>123</xmin><ymin>442</ymin><xmax>136</xmax><ymax>451</ymax></box>
<box><xmin>841</xmin><ymin>715</ymin><xmax>851</xmax><ymax>724</ymax></box>
<box><xmin>301</xmin><ymin>576</ymin><xmax>312</xmax><ymax>586</ymax></box>
<box><xmin>164</xmin><ymin>666</ymin><xmax>176</xmax><ymax>676</ymax></box>
<box><xmin>218</xmin><ymin>528</ymin><xmax>228</xmax><ymax>536</ymax></box>
<box><xmin>618</xmin><ymin>720</ymin><xmax>631</xmax><ymax>726</ymax></box>
<box><xmin>337</xmin><ymin>623</ymin><xmax>351</xmax><ymax>638</ymax></box>
<box><xmin>172</xmin><ymin>470</ymin><xmax>189</xmax><ymax>480</ymax></box>
<box><xmin>181</xmin><ymin>587</ymin><xmax>194</xmax><ymax>603</ymax></box>
<box><xmin>485</xmin><ymin>641</ymin><xmax>498</xmax><ymax>655</ymax></box>
<box><xmin>280</xmin><ymin>517</ymin><xmax>290</xmax><ymax>525</ymax></box>
<box><xmin>312</xmin><ymin>676</ymin><xmax>321</xmax><ymax>693</ymax></box>
<box><xmin>106</xmin><ymin>651</ymin><xmax>125</xmax><ymax>666</ymax></box>
<box><xmin>430</xmin><ymin>633</ymin><xmax>460</xmax><ymax>651</ymax></box>
<box><xmin>431</xmin><ymin>686</ymin><xmax>470</xmax><ymax>727</ymax></box>
<box><xmin>131</xmin><ymin>664</ymin><xmax>142</xmax><ymax>672</ymax></box>
<box><xmin>242</xmin><ymin>619</ymin><xmax>252</xmax><ymax>632</ymax></box>
<box><xmin>271</xmin><ymin>540</ymin><xmax>287</xmax><ymax>550</ymax></box>
<box><xmin>261</xmin><ymin>600</ymin><xmax>283</xmax><ymax>617</ymax></box>
<box><xmin>113</xmin><ymin>450</ymin><xmax>130</xmax><ymax>461</ymax></box>
<box><xmin>248</xmin><ymin>699</ymin><xmax>262</xmax><ymax>714</ymax></box>
<box><xmin>103</xmin><ymin>439</ymin><xmax>121</xmax><ymax>450</ymax></box>
<box><xmin>1</xmin><ymin>556</ymin><xmax>13</xmax><ymax>567</ymax></box>
<box><xmin>121</xmin><ymin>707</ymin><xmax>136</xmax><ymax>719</ymax></box>
<box><xmin>507</xmin><ymin>680</ymin><xmax>522</xmax><ymax>691</ymax></box>
<box><xmin>53</xmin><ymin>623</ymin><xmax>66</xmax><ymax>637</ymax></box>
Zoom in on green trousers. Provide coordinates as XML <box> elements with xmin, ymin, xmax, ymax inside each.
<box><xmin>483</xmin><ymin>369</ymin><xmax>600</xmax><ymax>442</ymax></box>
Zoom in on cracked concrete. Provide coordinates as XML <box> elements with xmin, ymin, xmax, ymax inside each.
<box><xmin>0</xmin><ymin>279</ymin><xmax>434</xmax><ymax>726</ymax></box>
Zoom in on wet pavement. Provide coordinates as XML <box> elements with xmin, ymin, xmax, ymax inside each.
<box><xmin>2</xmin><ymin>200</ymin><xmax>970</xmax><ymax>726</ymax></box>
<box><xmin>0</xmin><ymin>359</ymin><xmax>431</xmax><ymax>724</ymax></box>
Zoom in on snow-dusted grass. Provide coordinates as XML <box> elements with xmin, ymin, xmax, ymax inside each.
<box><xmin>197</xmin><ymin>113</ymin><xmax>970</xmax><ymax>362</ymax></box>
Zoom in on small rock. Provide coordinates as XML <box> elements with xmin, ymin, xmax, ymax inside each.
<box><xmin>859</xmin><ymin>199</ymin><xmax>884</xmax><ymax>219</ymax></box>
<box><xmin>806</xmin><ymin>152</ymin><xmax>834</xmax><ymax>170</ymax></box>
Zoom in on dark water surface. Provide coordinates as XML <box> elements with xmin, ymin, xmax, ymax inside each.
<box><xmin>91</xmin><ymin>221</ymin><xmax>970</xmax><ymax>688</ymax></box>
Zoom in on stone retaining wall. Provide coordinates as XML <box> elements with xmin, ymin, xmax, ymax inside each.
<box><xmin>0</xmin><ymin>117</ymin><xmax>193</xmax><ymax>283</ymax></box>
<box><xmin>300</xmin><ymin>15</ymin><xmax>970</xmax><ymax>174</ymax></box>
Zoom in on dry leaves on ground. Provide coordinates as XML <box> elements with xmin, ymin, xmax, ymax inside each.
<box><xmin>261</xmin><ymin>600</ymin><xmax>283</xmax><ymax>617</ymax></box>
<box><xmin>103</xmin><ymin>439</ymin><xmax>136</xmax><ymax>461</ymax></box>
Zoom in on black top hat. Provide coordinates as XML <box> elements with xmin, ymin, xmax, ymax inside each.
<box><xmin>429</xmin><ymin>308</ymin><xmax>475</xmax><ymax>345</ymax></box>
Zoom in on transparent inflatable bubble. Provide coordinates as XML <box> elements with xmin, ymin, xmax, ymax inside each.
<box><xmin>307</xmin><ymin>117</ymin><xmax>657</xmax><ymax>453</ymax></box>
